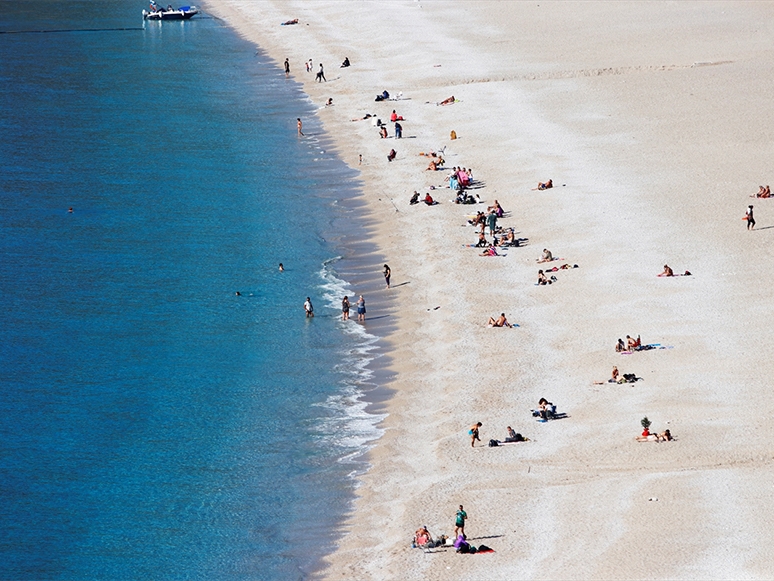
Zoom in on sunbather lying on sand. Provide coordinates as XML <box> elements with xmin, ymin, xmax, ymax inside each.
<box><xmin>439</xmin><ymin>96</ymin><xmax>456</xmax><ymax>105</ymax></box>
<box><xmin>537</xmin><ymin>248</ymin><xmax>553</xmax><ymax>263</ymax></box>
<box><xmin>414</xmin><ymin>526</ymin><xmax>435</xmax><ymax>548</ymax></box>
<box><xmin>480</xmin><ymin>246</ymin><xmax>498</xmax><ymax>257</ymax></box>
<box><xmin>281</xmin><ymin>18</ymin><xmax>298</xmax><ymax>25</ymax></box>
<box><xmin>636</xmin><ymin>429</ymin><xmax>672</xmax><ymax>442</ymax></box>
<box><xmin>532</xmin><ymin>179</ymin><xmax>553</xmax><ymax>190</ymax></box>
<box><xmin>488</xmin><ymin>313</ymin><xmax>512</xmax><ymax>328</ymax></box>
<box><xmin>351</xmin><ymin>113</ymin><xmax>373</xmax><ymax>121</ymax></box>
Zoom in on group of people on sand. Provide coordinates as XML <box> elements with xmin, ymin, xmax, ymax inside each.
<box><xmin>469</xmin><ymin>421</ymin><xmax>529</xmax><ymax>447</ymax></box>
<box><xmin>412</xmin><ymin>505</ymin><xmax>493</xmax><ymax>554</ymax></box>
<box><xmin>752</xmin><ymin>185</ymin><xmax>771</xmax><ymax>198</ymax></box>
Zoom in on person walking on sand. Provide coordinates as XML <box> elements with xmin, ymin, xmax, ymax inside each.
<box><xmin>455</xmin><ymin>505</ymin><xmax>468</xmax><ymax>539</ymax></box>
<box><xmin>383</xmin><ymin>264</ymin><xmax>391</xmax><ymax>289</ymax></box>
<box><xmin>469</xmin><ymin>422</ymin><xmax>482</xmax><ymax>447</ymax></box>
<box><xmin>304</xmin><ymin>297</ymin><xmax>314</xmax><ymax>318</ymax></box>
<box><xmin>356</xmin><ymin>295</ymin><xmax>366</xmax><ymax>321</ymax></box>
<box><xmin>342</xmin><ymin>295</ymin><xmax>350</xmax><ymax>320</ymax></box>
<box><xmin>297</xmin><ymin>118</ymin><xmax>304</xmax><ymax>136</ymax></box>
<box><xmin>284</xmin><ymin>58</ymin><xmax>290</xmax><ymax>78</ymax></box>
<box><xmin>746</xmin><ymin>204</ymin><xmax>755</xmax><ymax>230</ymax></box>
<box><xmin>316</xmin><ymin>63</ymin><xmax>326</xmax><ymax>82</ymax></box>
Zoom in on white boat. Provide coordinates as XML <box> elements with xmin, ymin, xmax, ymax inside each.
<box><xmin>143</xmin><ymin>1</ymin><xmax>198</xmax><ymax>20</ymax></box>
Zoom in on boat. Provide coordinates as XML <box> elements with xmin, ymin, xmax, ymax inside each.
<box><xmin>143</xmin><ymin>1</ymin><xmax>198</xmax><ymax>20</ymax></box>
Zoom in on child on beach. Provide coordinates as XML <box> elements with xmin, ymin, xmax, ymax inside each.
<box><xmin>469</xmin><ymin>423</ymin><xmax>482</xmax><ymax>447</ymax></box>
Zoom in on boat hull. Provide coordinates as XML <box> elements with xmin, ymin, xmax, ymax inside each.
<box><xmin>143</xmin><ymin>8</ymin><xmax>198</xmax><ymax>20</ymax></box>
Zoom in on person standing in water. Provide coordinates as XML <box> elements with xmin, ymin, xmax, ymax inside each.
<box><xmin>284</xmin><ymin>58</ymin><xmax>290</xmax><ymax>78</ymax></box>
<box><xmin>297</xmin><ymin>118</ymin><xmax>304</xmax><ymax>136</ymax></box>
<box><xmin>383</xmin><ymin>264</ymin><xmax>391</xmax><ymax>289</ymax></box>
<box><xmin>304</xmin><ymin>297</ymin><xmax>314</xmax><ymax>318</ymax></box>
<box><xmin>356</xmin><ymin>295</ymin><xmax>366</xmax><ymax>321</ymax></box>
<box><xmin>342</xmin><ymin>296</ymin><xmax>350</xmax><ymax>320</ymax></box>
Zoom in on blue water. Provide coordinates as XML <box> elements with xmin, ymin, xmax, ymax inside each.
<box><xmin>0</xmin><ymin>3</ymin><xmax>384</xmax><ymax>579</ymax></box>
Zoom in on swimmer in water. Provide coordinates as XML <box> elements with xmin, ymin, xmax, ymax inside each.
<box><xmin>235</xmin><ymin>291</ymin><xmax>241</xmax><ymax>296</ymax></box>
<box><xmin>279</xmin><ymin>263</ymin><xmax>284</xmax><ymax>272</ymax></box>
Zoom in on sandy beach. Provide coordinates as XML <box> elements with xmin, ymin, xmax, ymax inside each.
<box><xmin>203</xmin><ymin>1</ymin><xmax>774</xmax><ymax>578</ymax></box>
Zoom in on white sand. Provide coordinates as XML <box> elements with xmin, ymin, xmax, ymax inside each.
<box><xmin>203</xmin><ymin>1</ymin><xmax>774</xmax><ymax>578</ymax></box>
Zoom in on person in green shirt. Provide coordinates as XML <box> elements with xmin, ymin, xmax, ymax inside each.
<box><xmin>455</xmin><ymin>505</ymin><xmax>468</xmax><ymax>538</ymax></box>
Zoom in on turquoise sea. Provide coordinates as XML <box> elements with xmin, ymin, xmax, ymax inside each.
<box><xmin>0</xmin><ymin>3</ymin><xmax>386</xmax><ymax>579</ymax></box>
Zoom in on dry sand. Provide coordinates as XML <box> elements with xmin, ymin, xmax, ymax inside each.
<box><xmin>203</xmin><ymin>1</ymin><xmax>774</xmax><ymax>578</ymax></box>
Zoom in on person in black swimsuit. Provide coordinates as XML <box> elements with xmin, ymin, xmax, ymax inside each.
<box><xmin>342</xmin><ymin>295</ymin><xmax>350</xmax><ymax>320</ymax></box>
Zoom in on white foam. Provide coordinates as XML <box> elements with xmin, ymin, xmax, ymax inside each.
<box><xmin>310</xmin><ymin>257</ymin><xmax>387</xmax><ymax>473</ymax></box>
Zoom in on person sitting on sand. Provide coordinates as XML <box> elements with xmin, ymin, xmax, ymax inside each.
<box><xmin>537</xmin><ymin>398</ymin><xmax>554</xmax><ymax>421</ymax></box>
<box><xmin>379</xmin><ymin>125</ymin><xmax>388</xmax><ymax>139</ymax></box>
<box><xmin>475</xmin><ymin>232</ymin><xmax>488</xmax><ymax>247</ymax></box>
<box><xmin>390</xmin><ymin>109</ymin><xmax>404</xmax><ymax>122</ymax></box>
<box><xmin>340</xmin><ymin>56</ymin><xmax>350</xmax><ymax>68</ymax></box>
<box><xmin>439</xmin><ymin>95</ymin><xmax>456</xmax><ymax>106</ymax></box>
<box><xmin>753</xmin><ymin>185</ymin><xmax>772</xmax><ymax>198</ymax></box>
<box><xmin>537</xmin><ymin>270</ymin><xmax>551</xmax><ymax>285</ymax></box>
<box><xmin>325</xmin><ymin>98</ymin><xmax>333</xmax><ymax>106</ymax></box>
<box><xmin>469</xmin><ymin>422</ymin><xmax>482</xmax><ymax>447</ymax></box>
<box><xmin>610</xmin><ymin>366</ymin><xmax>619</xmax><ymax>383</ymax></box>
<box><xmin>504</xmin><ymin>427</ymin><xmax>527</xmax><ymax>442</ymax></box>
<box><xmin>409</xmin><ymin>191</ymin><xmax>420</xmax><ymax>205</ymax></box>
<box><xmin>659</xmin><ymin>264</ymin><xmax>674</xmax><ymax>277</ymax></box>
<box><xmin>424</xmin><ymin>193</ymin><xmax>436</xmax><ymax>206</ymax></box>
<box><xmin>533</xmin><ymin>179</ymin><xmax>553</xmax><ymax>191</ymax></box>
<box><xmin>537</xmin><ymin>248</ymin><xmax>553</xmax><ymax>263</ymax></box>
<box><xmin>414</xmin><ymin>526</ymin><xmax>434</xmax><ymax>548</ymax></box>
<box><xmin>616</xmin><ymin>338</ymin><xmax>626</xmax><ymax>352</ymax></box>
<box><xmin>626</xmin><ymin>335</ymin><xmax>638</xmax><ymax>351</ymax></box>
<box><xmin>428</xmin><ymin>159</ymin><xmax>440</xmax><ymax>171</ymax></box>
<box><xmin>387</xmin><ymin>148</ymin><xmax>397</xmax><ymax>162</ymax></box>
<box><xmin>499</xmin><ymin>228</ymin><xmax>516</xmax><ymax>246</ymax></box>
<box><xmin>488</xmin><ymin>313</ymin><xmax>512</xmax><ymax>328</ymax></box>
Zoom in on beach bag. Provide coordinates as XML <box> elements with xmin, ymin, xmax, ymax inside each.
<box><xmin>450</xmin><ymin>130</ymin><xmax>457</xmax><ymax>140</ymax></box>
<box><xmin>488</xmin><ymin>439</ymin><xmax>499</xmax><ymax>447</ymax></box>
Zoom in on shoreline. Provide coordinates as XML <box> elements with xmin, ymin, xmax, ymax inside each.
<box><xmin>203</xmin><ymin>2</ymin><xmax>774</xmax><ymax>579</ymax></box>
